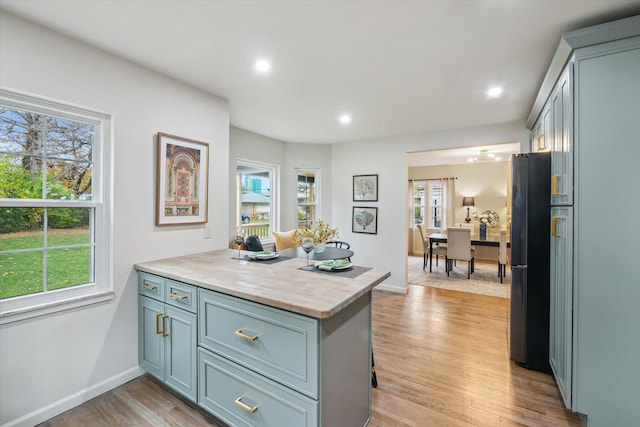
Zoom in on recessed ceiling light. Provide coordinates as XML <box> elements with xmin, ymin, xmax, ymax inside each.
<box><xmin>339</xmin><ymin>114</ymin><xmax>351</xmax><ymax>125</ymax></box>
<box><xmin>486</xmin><ymin>86</ymin><xmax>503</xmax><ymax>99</ymax></box>
<box><xmin>255</xmin><ymin>59</ymin><xmax>271</xmax><ymax>73</ymax></box>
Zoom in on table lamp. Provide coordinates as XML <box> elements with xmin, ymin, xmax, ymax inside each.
<box><xmin>463</xmin><ymin>197</ymin><xmax>475</xmax><ymax>223</ymax></box>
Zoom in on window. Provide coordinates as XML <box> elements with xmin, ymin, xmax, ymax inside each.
<box><xmin>413</xmin><ymin>180</ymin><xmax>442</xmax><ymax>229</ymax></box>
<box><xmin>296</xmin><ymin>169</ymin><xmax>319</xmax><ymax>229</ymax></box>
<box><xmin>236</xmin><ymin>159</ymin><xmax>279</xmax><ymax>239</ymax></box>
<box><xmin>0</xmin><ymin>88</ymin><xmax>112</xmax><ymax>323</ymax></box>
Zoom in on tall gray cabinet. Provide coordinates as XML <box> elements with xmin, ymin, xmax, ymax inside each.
<box><xmin>528</xmin><ymin>16</ymin><xmax>640</xmax><ymax>426</ymax></box>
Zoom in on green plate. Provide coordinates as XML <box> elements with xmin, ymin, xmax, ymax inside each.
<box><xmin>322</xmin><ymin>259</ymin><xmax>352</xmax><ymax>270</ymax></box>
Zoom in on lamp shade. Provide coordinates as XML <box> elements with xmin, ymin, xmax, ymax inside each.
<box><xmin>462</xmin><ymin>197</ymin><xmax>475</xmax><ymax>207</ymax></box>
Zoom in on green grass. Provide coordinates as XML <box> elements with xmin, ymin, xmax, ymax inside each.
<box><xmin>0</xmin><ymin>228</ymin><xmax>90</xmax><ymax>299</ymax></box>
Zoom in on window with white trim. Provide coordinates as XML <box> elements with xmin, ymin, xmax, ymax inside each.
<box><xmin>413</xmin><ymin>180</ymin><xmax>442</xmax><ymax>229</ymax></box>
<box><xmin>236</xmin><ymin>159</ymin><xmax>279</xmax><ymax>240</ymax></box>
<box><xmin>296</xmin><ymin>168</ymin><xmax>319</xmax><ymax>229</ymax></box>
<box><xmin>0</xmin><ymin>88</ymin><xmax>112</xmax><ymax>323</ymax></box>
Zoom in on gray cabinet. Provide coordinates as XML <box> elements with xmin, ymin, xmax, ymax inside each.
<box><xmin>530</xmin><ymin>16</ymin><xmax>640</xmax><ymax>425</ymax></box>
<box><xmin>138</xmin><ymin>270</ymin><xmax>373</xmax><ymax>427</ymax></box>
<box><xmin>198</xmin><ymin>288</ymin><xmax>372</xmax><ymax>427</ymax></box>
<box><xmin>138</xmin><ymin>272</ymin><xmax>197</xmax><ymax>402</ymax></box>
<box><xmin>550</xmin><ymin>65</ymin><xmax>573</xmax><ymax>206</ymax></box>
<box><xmin>549</xmin><ymin>206</ymin><xmax>573</xmax><ymax>408</ymax></box>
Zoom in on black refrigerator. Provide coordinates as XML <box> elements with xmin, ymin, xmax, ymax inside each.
<box><xmin>509</xmin><ymin>152</ymin><xmax>551</xmax><ymax>373</ymax></box>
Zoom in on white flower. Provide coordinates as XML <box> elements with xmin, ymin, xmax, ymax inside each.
<box><xmin>472</xmin><ymin>210</ymin><xmax>499</xmax><ymax>227</ymax></box>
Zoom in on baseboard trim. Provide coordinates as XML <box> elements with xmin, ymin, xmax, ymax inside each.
<box><xmin>374</xmin><ymin>282</ymin><xmax>406</xmax><ymax>294</ymax></box>
<box><xmin>3</xmin><ymin>366</ymin><xmax>145</xmax><ymax>427</ymax></box>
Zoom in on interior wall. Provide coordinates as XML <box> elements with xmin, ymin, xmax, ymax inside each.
<box><xmin>331</xmin><ymin>122</ymin><xmax>529</xmax><ymax>294</ymax></box>
<box><xmin>0</xmin><ymin>12</ymin><xmax>230</xmax><ymax>426</ymax></box>
<box><xmin>409</xmin><ymin>161</ymin><xmax>510</xmax><ymax>227</ymax></box>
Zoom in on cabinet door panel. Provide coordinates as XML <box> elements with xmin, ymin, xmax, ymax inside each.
<box><xmin>139</xmin><ymin>273</ymin><xmax>164</xmax><ymax>300</ymax></box>
<box><xmin>198</xmin><ymin>348</ymin><xmax>318</xmax><ymax>427</ymax></box>
<box><xmin>549</xmin><ymin>207</ymin><xmax>573</xmax><ymax>409</ymax></box>
<box><xmin>165</xmin><ymin>305</ymin><xmax>198</xmax><ymax>402</ymax></box>
<box><xmin>551</xmin><ymin>65</ymin><xmax>573</xmax><ymax>206</ymax></box>
<box><xmin>139</xmin><ymin>296</ymin><xmax>164</xmax><ymax>380</ymax></box>
<box><xmin>199</xmin><ymin>289</ymin><xmax>319</xmax><ymax>398</ymax></box>
<box><xmin>165</xmin><ymin>280</ymin><xmax>197</xmax><ymax>313</ymax></box>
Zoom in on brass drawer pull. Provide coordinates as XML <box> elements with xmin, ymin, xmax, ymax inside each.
<box><xmin>551</xmin><ymin>174</ymin><xmax>562</xmax><ymax>196</ymax></box>
<box><xmin>551</xmin><ymin>216</ymin><xmax>562</xmax><ymax>238</ymax></box>
<box><xmin>162</xmin><ymin>315</ymin><xmax>169</xmax><ymax>337</ymax></box>
<box><xmin>234</xmin><ymin>329</ymin><xmax>259</xmax><ymax>342</ymax></box>
<box><xmin>155</xmin><ymin>313</ymin><xmax>163</xmax><ymax>335</ymax></box>
<box><xmin>169</xmin><ymin>292</ymin><xmax>188</xmax><ymax>301</ymax></box>
<box><xmin>142</xmin><ymin>282</ymin><xmax>158</xmax><ymax>291</ymax></box>
<box><xmin>234</xmin><ymin>396</ymin><xmax>258</xmax><ymax>413</ymax></box>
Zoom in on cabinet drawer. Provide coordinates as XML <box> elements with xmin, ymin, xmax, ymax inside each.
<box><xmin>199</xmin><ymin>289</ymin><xmax>319</xmax><ymax>398</ymax></box>
<box><xmin>165</xmin><ymin>279</ymin><xmax>197</xmax><ymax>313</ymax></box>
<box><xmin>139</xmin><ymin>272</ymin><xmax>164</xmax><ymax>300</ymax></box>
<box><xmin>198</xmin><ymin>348</ymin><xmax>318</xmax><ymax>427</ymax></box>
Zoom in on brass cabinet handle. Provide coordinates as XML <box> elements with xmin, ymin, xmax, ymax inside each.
<box><xmin>551</xmin><ymin>216</ymin><xmax>561</xmax><ymax>238</ymax></box>
<box><xmin>169</xmin><ymin>292</ymin><xmax>188</xmax><ymax>301</ymax></box>
<box><xmin>551</xmin><ymin>174</ymin><xmax>562</xmax><ymax>196</ymax></box>
<box><xmin>142</xmin><ymin>282</ymin><xmax>158</xmax><ymax>291</ymax></box>
<box><xmin>155</xmin><ymin>313</ymin><xmax>163</xmax><ymax>335</ymax></box>
<box><xmin>234</xmin><ymin>329</ymin><xmax>259</xmax><ymax>342</ymax></box>
<box><xmin>234</xmin><ymin>396</ymin><xmax>258</xmax><ymax>413</ymax></box>
<box><xmin>162</xmin><ymin>315</ymin><xmax>169</xmax><ymax>337</ymax></box>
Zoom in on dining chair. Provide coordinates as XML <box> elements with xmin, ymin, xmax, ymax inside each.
<box><xmin>326</xmin><ymin>240</ymin><xmax>350</xmax><ymax>249</ymax></box>
<box><xmin>417</xmin><ymin>223</ymin><xmax>446</xmax><ymax>271</ymax></box>
<box><xmin>326</xmin><ymin>240</ymin><xmax>351</xmax><ymax>261</ymax></box>
<box><xmin>445</xmin><ymin>227</ymin><xmax>475</xmax><ymax>279</ymax></box>
<box><xmin>498</xmin><ymin>229</ymin><xmax>507</xmax><ymax>283</ymax></box>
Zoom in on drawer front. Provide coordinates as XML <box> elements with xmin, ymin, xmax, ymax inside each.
<box><xmin>139</xmin><ymin>272</ymin><xmax>164</xmax><ymax>300</ymax></box>
<box><xmin>199</xmin><ymin>289</ymin><xmax>319</xmax><ymax>398</ymax></box>
<box><xmin>165</xmin><ymin>279</ymin><xmax>197</xmax><ymax>313</ymax></box>
<box><xmin>198</xmin><ymin>348</ymin><xmax>318</xmax><ymax>427</ymax></box>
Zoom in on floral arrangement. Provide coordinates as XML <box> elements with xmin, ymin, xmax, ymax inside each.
<box><xmin>472</xmin><ymin>210</ymin><xmax>500</xmax><ymax>227</ymax></box>
<box><xmin>293</xmin><ymin>218</ymin><xmax>339</xmax><ymax>246</ymax></box>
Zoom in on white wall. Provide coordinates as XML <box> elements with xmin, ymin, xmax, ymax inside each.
<box><xmin>0</xmin><ymin>12</ymin><xmax>229</xmax><ymax>426</ymax></box>
<box><xmin>331</xmin><ymin>123</ymin><xmax>529</xmax><ymax>293</ymax></box>
<box><xmin>409</xmin><ymin>161</ymin><xmax>510</xmax><ymax>225</ymax></box>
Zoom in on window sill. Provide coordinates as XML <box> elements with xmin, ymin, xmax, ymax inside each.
<box><xmin>0</xmin><ymin>290</ymin><xmax>114</xmax><ymax>325</ymax></box>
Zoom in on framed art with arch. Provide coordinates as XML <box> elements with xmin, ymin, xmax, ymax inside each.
<box><xmin>156</xmin><ymin>132</ymin><xmax>209</xmax><ymax>226</ymax></box>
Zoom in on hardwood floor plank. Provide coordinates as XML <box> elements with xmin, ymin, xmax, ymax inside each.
<box><xmin>39</xmin><ymin>283</ymin><xmax>581</xmax><ymax>426</ymax></box>
<box><xmin>371</xmin><ymin>285</ymin><xmax>581</xmax><ymax>426</ymax></box>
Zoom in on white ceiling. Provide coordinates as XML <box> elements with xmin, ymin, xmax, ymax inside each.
<box><xmin>1</xmin><ymin>0</ymin><xmax>639</xmax><ymax>146</ymax></box>
<box><xmin>407</xmin><ymin>141</ymin><xmax>520</xmax><ymax>167</ymax></box>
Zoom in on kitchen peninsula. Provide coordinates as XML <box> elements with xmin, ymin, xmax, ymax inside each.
<box><xmin>135</xmin><ymin>249</ymin><xmax>390</xmax><ymax>427</ymax></box>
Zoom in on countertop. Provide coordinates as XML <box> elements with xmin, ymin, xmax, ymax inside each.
<box><xmin>134</xmin><ymin>249</ymin><xmax>390</xmax><ymax>319</ymax></box>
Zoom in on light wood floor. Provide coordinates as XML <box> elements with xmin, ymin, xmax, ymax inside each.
<box><xmin>39</xmin><ymin>285</ymin><xmax>582</xmax><ymax>427</ymax></box>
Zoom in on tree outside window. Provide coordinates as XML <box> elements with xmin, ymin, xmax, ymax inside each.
<box><xmin>0</xmin><ymin>89</ymin><xmax>111</xmax><ymax>320</ymax></box>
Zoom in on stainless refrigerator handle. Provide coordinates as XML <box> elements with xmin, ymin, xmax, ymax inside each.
<box><xmin>511</xmin><ymin>265</ymin><xmax>527</xmax><ymax>269</ymax></box>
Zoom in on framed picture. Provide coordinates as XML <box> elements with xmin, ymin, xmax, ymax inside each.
<box><xmin>352</xmin><ymin>206</ymin><xmax>378</xmax><ymax>234</ymax></box>
<box><xmin>353</xmin><ymin>174</ymin><xmax>378</xmax><ymax>201</ymax></box>
<box><xmin>156</xmin><ymin>132</ymin><xmax>209</xmax><ymax>226</ymax></box>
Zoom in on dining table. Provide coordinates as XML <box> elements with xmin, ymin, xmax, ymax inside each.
<box><xmin>279</xmin><ymin>246</ymin><xmax>354</xmax><ymax>261</ymax></box>
<box><xmin>427</xmin><ymin>232</ymin><xmax>509</xmax><ymax>272</ymax></box>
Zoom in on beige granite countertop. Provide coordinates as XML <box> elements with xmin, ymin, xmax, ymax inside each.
<box><xmin>134</xmin><ymin>249</ymin><xmax>390</xmax><ymax>319</ymax></box>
